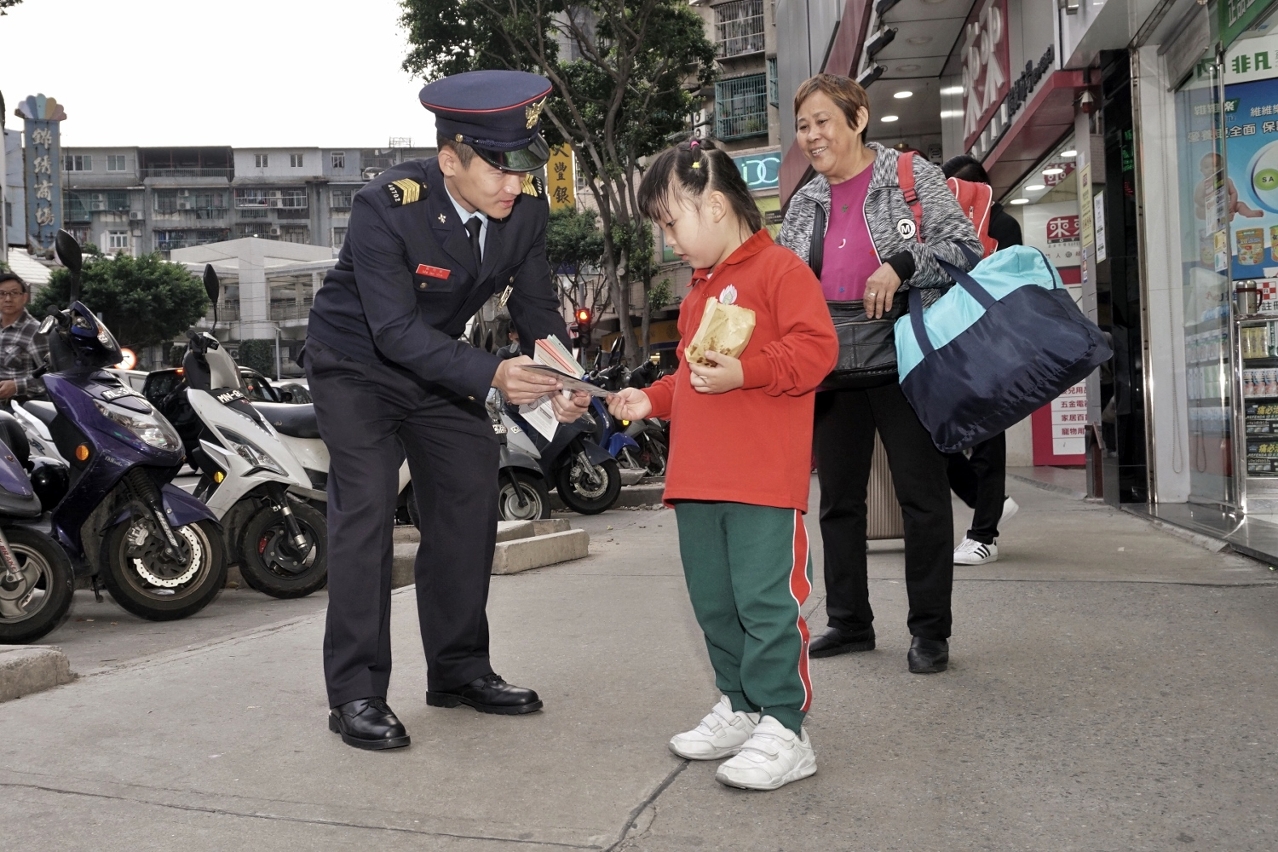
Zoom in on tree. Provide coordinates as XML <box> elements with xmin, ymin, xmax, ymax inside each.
<box><xmin>546</xmin><ymin>206</ymin><xmax>609</xmax><ymax>318</ymax></box>
<box><xmin>33</xmin><ymin>253</ymin><xmax>209</xmax><ymax>350</ymax></box>
<box><xmin>399</xmin><ymin>0</ymin><xmax>716</xmax><ymax>363</ymax></box>
<box><xmin>0</xmin><ymin>1</ymin><xmax>23</xmax><ymax>16</ymax></box>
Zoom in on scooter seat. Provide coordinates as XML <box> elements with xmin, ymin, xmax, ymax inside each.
<box><xmin>253</xmin><ymin>401</ymin><xmax>320</xmax><ymax>439</ymax></box>
<box><xmin>23</xmin><ymin>401</ymin><xmax>58</xmax><ymax>430</ymax></box>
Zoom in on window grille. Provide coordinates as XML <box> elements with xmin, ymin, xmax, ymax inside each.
<box><xmin>714</xmin><ymin>0</ymin><xmax>765</xmax><ymax>58</ymax></box>
<box><xmin>715</xmin><ymin>74</ymin><xmax>769</xmax><ymax>140</ymax></box>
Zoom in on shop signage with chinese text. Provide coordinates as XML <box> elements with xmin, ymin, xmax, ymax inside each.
<box><xmin>547</xmin><ymin>145</ymin><xmax>575</xmax><ymax>211</ymax></box>
<box><xmin>15</xmin><ymin>94</ymin><xmax>66</xmax><ymax>250</ymax></box>
<box><xmin>961</xmin><ymin>0</ymin><xmax>1010</xmax><ymax>151</ymax></box>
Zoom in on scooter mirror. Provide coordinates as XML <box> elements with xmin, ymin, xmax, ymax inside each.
<box><xmin>54</xmin><ymin>229</ymin><xmax>82</xmax><ymax>276</ymax></box>
<box><xmin>202</xmin><ymin>264</ymin><xmax>220</xmax><ymax>303</ymax></box>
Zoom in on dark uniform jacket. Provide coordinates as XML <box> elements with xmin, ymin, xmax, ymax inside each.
<box><xmin>307</xmin><ymin>157</ymin><xmax>569</xmax><ymax>400</ymax></box>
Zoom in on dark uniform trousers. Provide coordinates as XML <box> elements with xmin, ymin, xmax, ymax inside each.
<box><xmin>813</xmin><ymin>381</ymin><xmax>954</xmax><ymax>641</ymax></box>
<box><xmin>307</xmin><ymin>338</ymin><xmax>500</xmax><ymax>707</ymax></box>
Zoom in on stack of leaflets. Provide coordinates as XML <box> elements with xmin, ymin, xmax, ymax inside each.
<box><xmin>518</xmin><ymin>335</ymin><xmax>609</xmax><ymax>440</ymax></box>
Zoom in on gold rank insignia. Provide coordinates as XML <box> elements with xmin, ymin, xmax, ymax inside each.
<box><xmin>521</xmin><ymin>174</ymin><xmax>544</xmax><ymax>198</ymax></box>
<box><xmin>385</xmin><ymin>178</ymin><xmax>428</xmax><ymax>207</ymax></box>
<box><xmin>525</xmin><ymin>97</ymin><xmax>547</xmax><ymax>129</ymax></box>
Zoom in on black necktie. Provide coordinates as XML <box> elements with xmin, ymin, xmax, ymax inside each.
<box><xmin>465</xmin><ymin>218</ymin><xmax>483</xmax><ymax>268</ymax></box>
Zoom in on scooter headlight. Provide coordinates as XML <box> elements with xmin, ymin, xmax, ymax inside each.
<box><xmin>219</xmin><ymin>429</ymin><xmax>285</xmax><ymax>476</ymax></box>
<box><xmin>94</xmin><ymin>400</ymin><xmax>182</xmax><ymax>451</ymax></box>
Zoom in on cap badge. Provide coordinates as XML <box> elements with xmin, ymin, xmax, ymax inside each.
<box><xmin>521</xmin><ymin>174</ymin><xmax>544</xmax><ymax>198</ymax></box>
<box><xmin>525</xmin><ymin>97</ymin><xmax>547</xmax><ymax>129</ymax></box>
<box><xmin>385</xmin><ymin>178</ymin><xmax>426</xmax><ymax>207</ymax></box>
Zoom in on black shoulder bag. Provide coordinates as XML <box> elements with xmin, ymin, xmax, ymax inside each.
<box><xmin>809</xmin><ymin>201</ymin><xmax>904</xmax><ymax>391</ymax></box>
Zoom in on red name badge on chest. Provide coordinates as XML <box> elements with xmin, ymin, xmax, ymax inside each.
<box><xmin>416</xmin><ymin>264</ymin><xmax>450</xmax><ymax>279</ymax></box>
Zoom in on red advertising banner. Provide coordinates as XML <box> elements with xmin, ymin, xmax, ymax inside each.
<box><xmin>961</xmin><ymin>0</ymin><xmax>1011</xmax><ymax>152</ymax></box>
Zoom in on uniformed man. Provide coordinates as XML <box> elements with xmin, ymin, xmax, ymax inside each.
<box><xmin>306</xmin><ymin>70</ymin><xmax>591</xmax><ymax>751</ymax></box>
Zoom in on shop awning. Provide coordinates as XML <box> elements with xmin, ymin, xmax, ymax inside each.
<box><xmin>984</xmin><ymin>70</ymin><xmax>1089</xmax><ymax>201</ymax></box>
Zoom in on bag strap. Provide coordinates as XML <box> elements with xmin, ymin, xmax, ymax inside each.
<box><xmin>897</xmin><ymin>152</ymin><xmax>922</xmax><ymax>240</ymax></box>
<box><xmin>810</xmin><ymin>201</ymin><xmax>826</xmax><ymax>279</ymax></box>
<box><xmin>908</xmin><ymin>256</ymin><xmax>998</xmax><ymax>359</ymax></box>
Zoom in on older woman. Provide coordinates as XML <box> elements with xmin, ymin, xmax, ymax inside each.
<box><xmin>777</xmin><ymin>74</ymin><xmax>981</xmax><ymax>674</ymax></box>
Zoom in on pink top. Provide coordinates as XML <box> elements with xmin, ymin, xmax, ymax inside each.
<box><xmin>821</xmin><ymin>168</ymin><xmax>880</xmax><ymax>302</ymax></box>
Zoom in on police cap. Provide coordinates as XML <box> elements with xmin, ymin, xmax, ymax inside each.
<box><xmin>419</xmin><ymin>70</ymin><xmax>553</xmax><ymax>173</ymax></box>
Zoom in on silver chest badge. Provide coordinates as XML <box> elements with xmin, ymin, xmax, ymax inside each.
<box><xmin>896</xmin><ymin>218</ymin><xmax>918</xmax><ymax>240</ymax></box>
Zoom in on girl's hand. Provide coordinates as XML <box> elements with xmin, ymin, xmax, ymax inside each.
<box><xmin>863</xmin><ymin>263</ymin><xmax>901</xmax><ymax>319</ymax></box>
<box><xmin>688</xmin><ymin>350</ymin><xmax>744</xmax><ymax>394</ymax></box>
<box><xmin>608</xmin><ymin>387</ymin><xmax>652</xmax><ymax>421</ymax></box>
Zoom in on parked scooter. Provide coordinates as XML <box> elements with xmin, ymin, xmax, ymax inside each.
<box><xmin>181</xmin><ymin>266</ymin><xmax>328</xmax><ymax>598</ymax></box>
<box><xmin>248</xmin><ymin>401</ymin><xmax>416</xmax><ymax>524</ymax></box>
<box><xmin>501</xmin><ymin>396</ymin><xmax>621</xmax><ymax>515</ymax></box>
<box><xmin>0</xmin><ymin>412</ymin><xmax>75</xmax><ymax>643</ymax></box>
<box><xmin>23</xmin><ymin>230</ymin><xmax>226</xmax><ymax>621</ymax></box>
<box><xmin>483</xmin><ymin>390</ymin><xmax>553</xmax><ymax>522</ymax></box>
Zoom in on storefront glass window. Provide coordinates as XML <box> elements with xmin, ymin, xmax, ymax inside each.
<box><xmin>1175</xmin><ymin>57</ymin><xmax>1235</xmax><ymax>507</ymax></box>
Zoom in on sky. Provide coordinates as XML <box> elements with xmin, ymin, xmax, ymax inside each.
<box><xmin>1</xmin><ymin>0</ymin><xmax>438</xmax><ymax>149</ymax></box>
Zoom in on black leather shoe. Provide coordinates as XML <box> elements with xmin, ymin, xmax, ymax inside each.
<box><xmin>809</xmin><ymin>628</ymin><xmax>875</xmax><ymax>658</ymax></box>
<box><xmin>426</xmin><ymin>673</ymin><xmax>543</xmax><ymax>715</ymax></box>
<box><xmin>328</xmin><ymin>697</ymin><xmax>411</xmax><ymax>750</ymax></box>
<box><xmin>907</xmin><ymin>637</ymin><xmax>949</xmax><ymax>674</ymax></box>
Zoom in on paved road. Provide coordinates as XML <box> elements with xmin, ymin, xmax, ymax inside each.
<box><xmin>4</xmin><ymin>480</ymin><xmax>1277</xmax><ymax>851</ymax></box>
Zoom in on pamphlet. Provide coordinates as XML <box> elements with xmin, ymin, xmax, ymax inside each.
<box><xmin>518</xmin><ymin>335</ymin><xmax>590</xmax><ymax>441</ymax></box>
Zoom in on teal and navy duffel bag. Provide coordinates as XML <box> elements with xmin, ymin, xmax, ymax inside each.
<box><xmin>894</xmin><ymin>246</ymin><xmax>1111</xmax><ymax>454</ymax></box>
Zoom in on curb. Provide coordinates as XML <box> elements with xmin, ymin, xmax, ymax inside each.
<box><xmin>390</xmin><ymin>519</ymin><xmax>589</xmax><ymax>587</ymax></box>
<box><xmin>549</xmin><ymin>482</ymin><xmax>666</xmax><ymax>511</ymax></box>
<box><xmin>0</xmin><ymin>645</ymin><xmax>75</xmax><ymax>703</ymax></box>
<box><xmin>1006</xmin><ymin>471</ymin><xmax>1088</xmax><ymax>500</ymax></box>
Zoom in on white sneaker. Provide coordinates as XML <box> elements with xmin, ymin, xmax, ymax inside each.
<box><xmin>1001</xmin><ymin>497</ymin><xmax>1019</xmax><ymax>525</ymax></box>
<box><xmin>954</xmin><ymin>537</ymin><xmax>998</xmax><ymax>565</ymax></box>
<box><xmin>714</xmin><ymin>716</ymin><xmax>817</xmax><ymax>791</ymax></box>
<box><xmin>669</xmin><ymin>696</ymin><xmax>759</xmax><ymax>760</ymax></box>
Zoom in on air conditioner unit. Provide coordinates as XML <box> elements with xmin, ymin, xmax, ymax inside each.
<box><xmin>269</xmin><ymin>226</ymin><xmax>281</xmax><ymax>236</ymax></box>
<box><xmin>129</xmin><ymin>211</ymin><xmax>145</xmax><ymax>221</ymax></box>
<box><xmin>176</xmin><ymin>201</ymin><xmax>193</xmax><ymax>210</ymax></box>
<box><xmin>89</xmin><ymin>201</ymin><xmax>107</xmax><ymax>211</ymax></box>
<box><xmin>89</xmin><ymin>193</ymin><xmax>106</xmax><ymax>202</ymax></box>
<box><xmin>177</xmin><ymin>189</ymin><xmax>192</xmax><ymax>197</ymax></box>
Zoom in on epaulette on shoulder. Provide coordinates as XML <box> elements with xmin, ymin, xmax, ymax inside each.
<box><xmin>521</xmin><ymin>174</ymin><xmax>544</xmax><ymax>198</ymax></box>
<box><xmin>385</xmin><ymin>178</ymin><xmax>428</xmax><ymax>207</ymax></box>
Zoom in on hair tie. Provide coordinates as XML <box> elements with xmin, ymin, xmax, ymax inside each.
<box><xmin>690</xmin><ymin>139</ymin><xmax>700</xmax><ymax>149</ymax></box>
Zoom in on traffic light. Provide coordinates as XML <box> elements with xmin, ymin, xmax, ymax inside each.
<box><xmin>575</xmin><ymin>307</ymin><xmax>592</xmax><ymax>345</ymax></box>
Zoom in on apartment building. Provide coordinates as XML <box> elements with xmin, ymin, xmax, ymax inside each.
<box><xmin>57</xmin><ymin>142</ymin><xmax>435</xmax><ymax>259</ymax></box>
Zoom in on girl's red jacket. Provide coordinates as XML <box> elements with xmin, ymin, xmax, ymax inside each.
<box><xmin>643</xmin><ymin>229</ymin><xmax>838</xmax><ymax>513</ymax></box>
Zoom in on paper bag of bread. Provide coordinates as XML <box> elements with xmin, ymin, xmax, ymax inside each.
<box><xmin>684</xmin><ymin>296</ymin><xmax>756</xmax><ymax>367</ymax></box>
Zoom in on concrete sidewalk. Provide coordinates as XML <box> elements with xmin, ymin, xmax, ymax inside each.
<box><xmin>2</xmin><ymin>480</ymin><xmax>1277</xmax><ymax>851</ymax></box>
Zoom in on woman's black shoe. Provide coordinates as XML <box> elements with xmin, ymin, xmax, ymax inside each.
<box><xmin>907</xmin><ymin>637</ymin><xmax>949</xmax><ymax>674</ymax></box>
<box><xmin>328</xmin><ymin>697</ymin><xmax>411</xmax><ymax>750</ymax></box>
<box><xmin>809</xmin><ymin>628</ymin><xmax>876</xmax><ymax>658</ymax></box>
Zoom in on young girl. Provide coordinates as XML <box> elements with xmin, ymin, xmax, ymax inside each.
<box><xmin>612</xmin><ymin>139</ymin><xmax>838</xmax><ymax>791</ymax></box>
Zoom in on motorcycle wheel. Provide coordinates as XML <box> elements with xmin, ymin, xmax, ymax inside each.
<box><xmin>102</xmin><ymin>514</ymin><xmax>226</xmax><ymax>621</ymax></box>
<box><xmin>498</xmin><ymin>470</ymin><xmax>552</xmax><ymax>521</ymax></box>
<box><xmin>555</xmin><ymin>454</ymin><xmax>621</xmax><ymax>515</ymax></box>
<box><xmin>640</xmin><ymin>436</ymin><xmax>668</xmax><ymax>477</ymax></box>
<box><xmin>0</xmin><ymin>527</ymin><xmax>74</xmax><ymax>644</ymax></box>
<box><xmin>239</xmin><ymin>501</ymin><xmax>328</xmax><ymax>599</ymax></box>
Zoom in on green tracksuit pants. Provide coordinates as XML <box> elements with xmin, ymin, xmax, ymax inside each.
<box><xmin>673</xmin><ymin>502</ymin><xmax>813</xmax><ymax>734</ymax></box>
